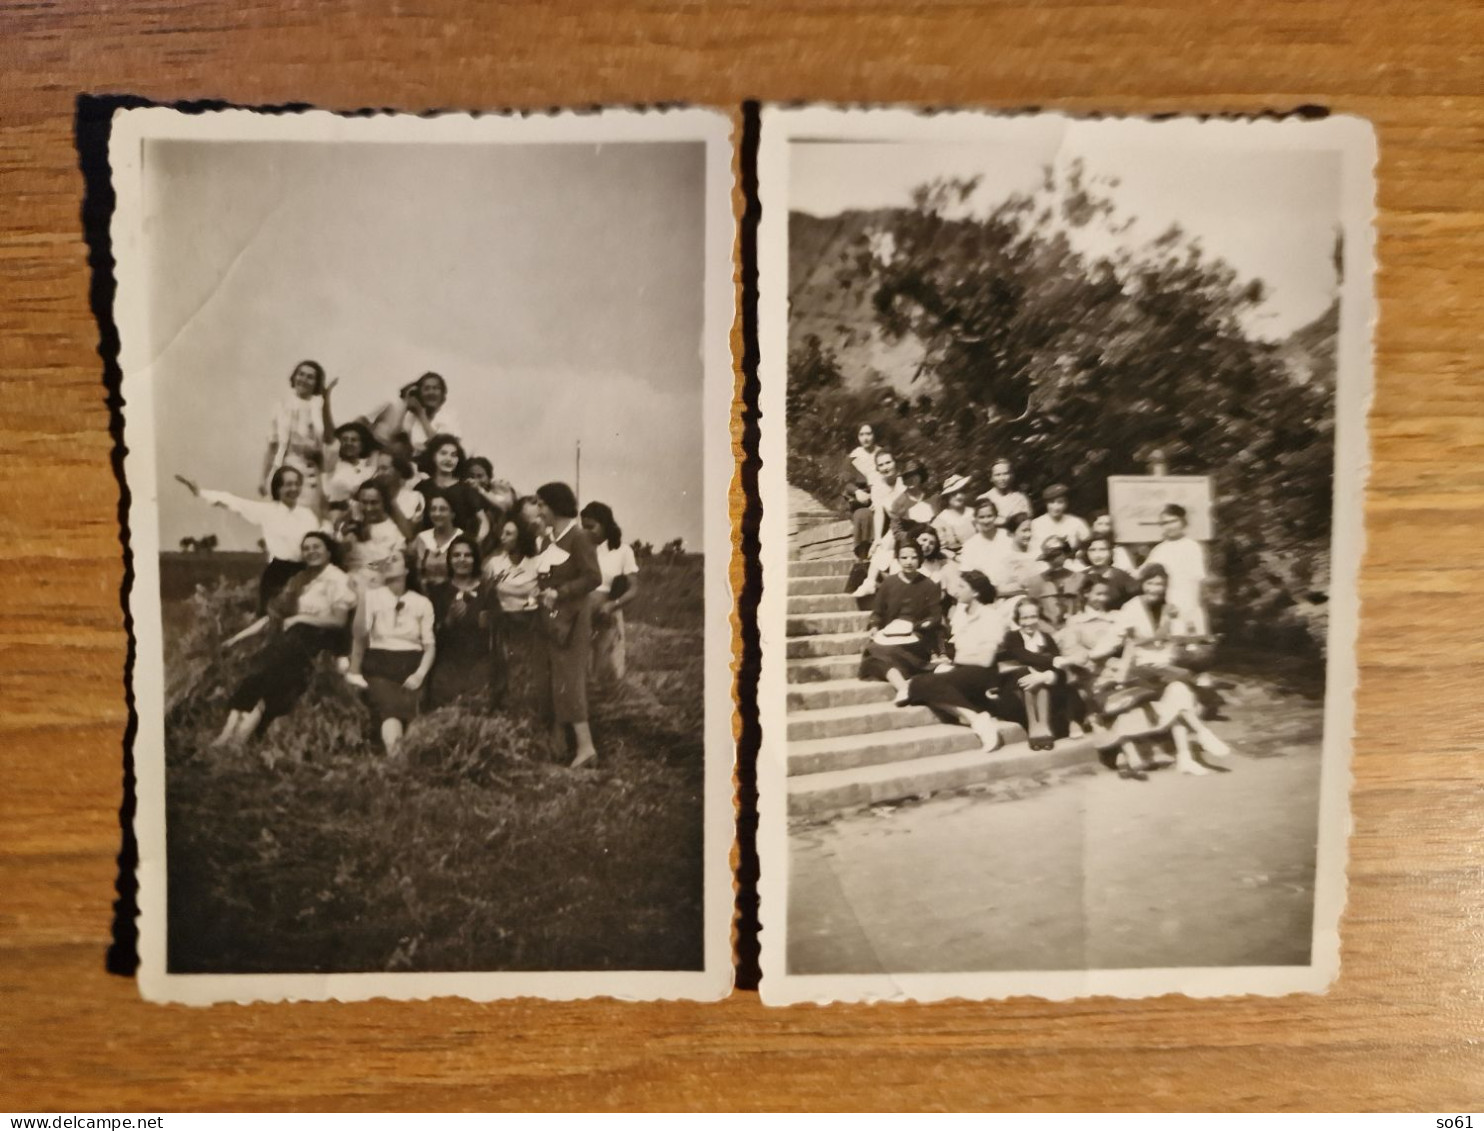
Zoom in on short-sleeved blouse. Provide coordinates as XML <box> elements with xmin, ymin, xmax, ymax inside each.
<box><xmin>341</xmin><ymin>519</ymin><xmax>408</xmax><ymax>582</ymax></box>
<box><xmin>362</xmin><ymin>586</ymin><xmax>435</xmax><ymax>652</ymax></box>
<box><xmin>947</xmin><ymin>601</ymin><xmax>1004</xmax><ymax>668</ymax></box>
<box><xmin>595</xmin><ymin>542</ymin><xmax>639</xmax><ymax>595</ymax></box>
<box><xmin>484</xmin><ymin>552</ymin><xmax>541</xmax><ymax>613</ymax></box>
<box><xmin>291</xmin><ymin>564</ymin><xmax>358</xmax><ymax>621</ymax></box>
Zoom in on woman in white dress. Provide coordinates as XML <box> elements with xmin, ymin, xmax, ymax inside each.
<box><xmin>261</xmin><ymin>361</ymin><xmax>332</xmax><ymax>515</ymax></box>
<box><xmin>580</xmin><ymin>501</ymin><xmax>641</xmax><ymax>690</ymax></box>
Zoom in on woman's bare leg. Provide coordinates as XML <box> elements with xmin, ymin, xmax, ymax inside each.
<box><xmin>886</xmin><ymin>668</ymin><xmax>910</xmax><ymax>704</ymax></box>
<box><xmin>211</xmin><ymin>710</ymin><xmax>244</xmax><ymax>747</ymax></box>
<box><xmin>570</xmin><ymin>722</ymin><xmax>598</xmax><ymax>769</ymax></box>
<box><xmin>1120</xmin><ymin>738</ymin><xmax>1150</xmax><ymax>772</ymax></box>
<box><xmin>1181</xmin><ymin>709</ymin><xmax>1231</xmax><ymax>758</ymax></box>
<box><xmin>381</xmin><ymin>718</ymin><xmax>405</xmax><ymax>758</ymax></box>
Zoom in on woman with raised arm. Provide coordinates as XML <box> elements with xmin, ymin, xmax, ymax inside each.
<box><xmin>580</xmin><ymin>501</ymin><xmax>641</xmax><ymax>690</ymax></box>
<box><xmin>261</xmin><ymin>360</ymin><xmax>331</xmax><ymax>514</ymax></box>
<box><xmin>371</xmin><ymin>371</ymin><xmax>464</xmax><ymax>456</ymax></box>
<box><xmin>211</xmin><ymin>531</ymin><xmax>357</xmax><ymax>748</ymax></box>
<box><xmin>533</xmin><ymin>482</ymin><xmax>603</xmax><ymax>768</ymax></box>
<box><xmin>345</xmin><ymin>552</ymin><xmax>435</xmax><ymax>758</ymax></box>
<box><xmin>321</xmin><ymin>420</ymin><xmax>380</xmax><ymax>524</ymax></box>
<box><xmin>176</xmin><ymin>465</ymin><xmax>323</xmax><ymax>615</ymax></box>
<box><xmin>414</xmin><ymin>434</ymin><xmax>489</xmax><ymax>544</ymax></box>
<box><xmin>426</xmin><ymin>535</ymin><xmax>502</xmax><ymax>711</ymax></box>
<box><xmin>463</xmin><ymin>457</ymin><xmax>515</xmax><ymax>556</ymax></box>
<box><xmin>903</xmin><ymin>569</ymin><xmax>1006</xmax><ymax>751</ymax></box>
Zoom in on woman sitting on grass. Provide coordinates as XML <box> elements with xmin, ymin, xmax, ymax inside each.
<box><xmin>426</xmin><ymin>535</ymin><xmax>501</xmax><ymax>711</ymax></box>
<box><xmin>211</xmin><ymin>531</ymin><xmax>356</xmax><ymax>748</ymax></box>
<box><xmin>345</xmin><ymin>552</ymin><xmax>436</xmax><ymax>758</ymax></box>
<box><xmin>903</xmin><ymin>569</ymin><xmax>1005</xmax><ymax>751</ymax></box>
<box><xmin>1093</xmin><ymin>563</ymin><xmax>1231</xmax><ymax>778</ymax></box>
<box><xmin>859</xmin><ymin>540</ymin><xmax>944</xmax><ymax>705</ymax></box>
<box><xmin>581</xmin><ymin>500</ymin><xmax>641</xmax><ymax>691</ymax></box>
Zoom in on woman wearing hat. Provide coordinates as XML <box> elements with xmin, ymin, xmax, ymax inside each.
<box><xmin>261</xmin><ymin>360</ymin><xmax>332</xmax><ymax>514</ymax></box>
<box><xmin>858</xmin><ymin>541</ymin><xmax>944</xmax><ymax>703</ymax></box>
<box><xmin>211</xmin><ymin>530</ymin><xmax>357</xmax><ymax>747</ymax></box>
<box><xmin>932</xmin><ymin>474</ymin><xmax>976</xmax><ymax>558</ymax></box>
<box><xmin>1029</xmin><ymin>535</ymin><xmax>1083</xmax><ymax>629</ymax></box>
<box><xmin>903</xmin><ymin>569</ymin><xmax>1006</xmax><ymax>751</ymax></box>
<box><xmin>345</xmin><ymin>550</ymin><xmax>436</xmax><ymax>757</ymax></box>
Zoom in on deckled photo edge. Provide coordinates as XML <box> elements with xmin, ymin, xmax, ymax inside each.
<box><xmin>756</xmin><ymin>107</ymin><xmax>1376</xmax><ymax>1006</ymax></box>
<box><xmin>112</xmin><ymin>104</ymin><xmax>739</xmax><ymax>1005</ymax></box>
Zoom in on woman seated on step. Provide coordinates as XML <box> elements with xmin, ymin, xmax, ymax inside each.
<box><xmin>902</xmin><ymin>569</ymin><xmax>1006</xmax><ymax>752</ymax></box>
<box><xmin>995</xmin><ymin>597</ymin><xmax>1075</xmax><ymax>751</ymax></box>
<box><xmin>858</xmin><ymin>540</ymin><xmax>944</xmax><ymax>705</ymax></box>
<box><xmin>1088</xmin><ymin>562</ymin><xmax>1232</xmax><ymax>778</ymax></box>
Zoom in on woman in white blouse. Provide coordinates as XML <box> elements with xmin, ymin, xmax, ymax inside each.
<box><xmin>337</xmin><ymin>480</ymin><xmax>417</xmax><ymax>592</ymax></box>
<box><xmin>902</xmin><ymin>570</ymin><xmax>1006</xmax><ymax>751</ymax></box>
<box><xmin>211</xmin><ymin>531</ymin><xmax>357</xmax><ymax>747</ymax></box>
<box><xmin>261</xmin><ymin>361</ymin><xmax>332</xmax><ymax>515</ymax></box>
<box><xmin>345</xmin><ymin>553</ymin><xmax>435</xmax><ymax>757</ymax></box>
<box><xmin>370</xmin><ymin>371</ymin><xmax>464</xmax><ymax>457</ymax></box>
<box><xmin>411</xmin><ymin>495</ymin><xmax>460</xmax><ymax>590</ymax></box>
<box><xmin>176</xmin><ymin>466</ymin><xmax>324</xmax><ymax>615</ymax></box>
<box><xmin>580</xmin><ymin>501</ymin><xmax>641</xmax><ymax>690</ymax></box>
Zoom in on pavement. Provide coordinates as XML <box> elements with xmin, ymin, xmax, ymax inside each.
<box><xmin>786</xmin><ymin>678</ymin><xmax>1326</xmax><ymax>975</ymax></box>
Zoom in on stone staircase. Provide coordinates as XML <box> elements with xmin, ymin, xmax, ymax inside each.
<box><xmin>783</xmin><ymin>499</ymin><xmax>1101</xmax><ymax>820</ymax></box>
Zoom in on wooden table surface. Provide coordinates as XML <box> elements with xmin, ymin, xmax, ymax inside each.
<box><xmin>3</xmin><ymin>1</ymin><xmax>1482</xmax><ymax>1112</ymax></box>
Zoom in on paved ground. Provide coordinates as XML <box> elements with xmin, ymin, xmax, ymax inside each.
<box><xmin>786</xmin><ymin>675</ymin><xmax>1326</xmax><ymax>974</ymax></box>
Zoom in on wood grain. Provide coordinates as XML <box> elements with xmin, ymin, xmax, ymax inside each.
<box><xmin>2</xmin><ymin>0</ymin><xmax>1482</xmax><ymax>1111</ymax></box>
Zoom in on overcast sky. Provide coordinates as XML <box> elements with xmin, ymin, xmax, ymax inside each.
<box><xmin>145</xmin><ymin>138</ymin><xmax>706</xmax><ymax>553</ymax></box>
<box><xmin>790</xmin><ymin>134</ymin><xmax>1342</xmax><ymax>341</ymax></box>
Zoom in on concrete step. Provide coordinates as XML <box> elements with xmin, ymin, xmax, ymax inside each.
<box><xmin>788</xmin><ymin>592</ymin><xmax>861</xmax><ymax>615</ymax></box>
<box><xmin>788</xmin><ymin>557</ymin><xmax>859</xmax><ymax>579</ymax></box>
<box><xmin>786</xmin><ymin>654</ymin><xmax>861</xmax><ymax>683</ymax></box>
<box><xmin>787</xmin><ymin>721</ymin><xmax>987</xmax><ymax>776</ymax></box>
<box><xmin>792</xmin><ymin>536</ymin><xmax>856</xmax><ymax>563</ymax></box>
<box><xmin>786</xmin><ymin>610</ymin><xmax>871</xmax><ymax>638</ymax></box>
<box><xmin>787</xmin><ymin>734</ymin><xmax>1100</xmax><ymax>818</ymax></box>
<box><xmin>786</xmin><ymin>632</ymin><xmax>868</xmax><ymax>660</ymax></box>
<box><xmin>787</xmin><ymin>701</ymin><xmax>946</xmax><ymax>742</ymax></box>
<box><xmin>786</xmin><ymin>677</ymin><xmax>895</xmax><ymax>711</ymax></box>
<box><xmin>787</xmin><ymin>575</ymin><xmax>854</xmax><ymax>597</ymax></box>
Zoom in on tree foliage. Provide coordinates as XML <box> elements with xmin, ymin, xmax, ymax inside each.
<box><xmin>788</xmin><ymin>163</ymin><xmax>1338</xmax><ymax>653</ymax></box>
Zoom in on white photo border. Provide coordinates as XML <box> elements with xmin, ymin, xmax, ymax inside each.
<box><xmin>111</xmin><ymin>105</ymin><xmax>739</xmax><ymax>1005</ymax></box>
<box><xmin>756</xmin><ymin>106</ymin><xmax>1377</xmax><ymax>1005</ymax></box>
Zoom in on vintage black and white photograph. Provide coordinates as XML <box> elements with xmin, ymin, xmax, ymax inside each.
<box><xmin>757</xmin><ymin>109</ymin><xmax>1374</xmax><ymax>1003</ymax></box>
<box><xmin>111</xmin><ymin>107</ymin><xmax>736</xmax><ymax>1003</ymax></box>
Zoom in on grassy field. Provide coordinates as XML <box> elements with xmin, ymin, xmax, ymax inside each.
<box><xmin>159</xmin><ymin>557</ymin><xmax>707</xmax><ymax>974</ymax></box>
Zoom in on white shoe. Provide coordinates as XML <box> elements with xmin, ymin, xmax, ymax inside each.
<box><xmin>853</xmin><ymin>579</ymin><xmax>877</xmax><ymax>599</ymax></box>
<box><xmin>1199</xmin><ymin>732</ymin><xmax>1232</xmax><ymax>758</ymax></box>
<box><xmin>969</xmin><ymin>713</ymin><xmax>1002</xmax><ymax>752</ymax></box>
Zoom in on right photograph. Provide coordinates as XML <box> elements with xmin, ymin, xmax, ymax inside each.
<box><xmin>757</xmin><ymin>108</ymin><xmax>1376</xmax><ymax>1004</ymax></box>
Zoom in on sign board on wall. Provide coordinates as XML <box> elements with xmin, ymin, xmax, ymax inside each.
<box><xmin>1107</xmin><ymin>475</ymin><xmax>1214</xmax><ymax>543</ymax></box>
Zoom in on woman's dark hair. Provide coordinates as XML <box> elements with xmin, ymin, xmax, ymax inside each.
<box><xmin>1085</xmin><ymin>536</ymin><xmax>1114</xmax><ymax>554</ymax></box>
<box><xmin>1138</xmin><ymin>562</ymin><xmax>1170</xmax><ymax>585</ymax></box>
<box><xmin>269</xmin><ymin>465</ymin><xmax>302</xmax><ymax>502</ymax></box>
<box><xmin>334</xmin><ymin>421</ymin><xmax>378</xmax><ymax>457</ymax></box>
<box><xmin>417</xmin><ymin>433</ymin><xmax>467</xmax><ymax>478</ymax></box>
<box><xmin>1006</xmin><ymin>513</ymin><xmax>1032</xmax><ymax>537</ymax></box>
<box><xmin>445</xmin><ymin>533</ymin><xmax>483</xmax><ymax>577</ymax></box>
<box><xmin>959</xmin><ymin>569</ymin><xmax>997</xmax><ymax>606</ymax></box>
<box><xmin>504</xmin><ymin>515</ymin><xmax>541</xmax><ymax>559</ymax></box>
<box><xmin>466</xmin><ymin>455</ymin><xmax>493</xmax><ymax>479</ymax></box>
<box><xmin>908</xmin><ymin>523</ymin><xmax>944</xmax><ymax>561</ymax></box>
<box><xmin>854</xmin><ymin>422</ymin><xmax>878</xmax><ymax>440</ymax></box>
<box><xmin>895</xmin><ymin>541</ymin><xmax>923</xmax><ymax>565</ymax></box>
<box><xmin>1011</xmin><ymin>596</ymin><xmax>1041</xmax><ymax>624</ymax></box>
<box><xmin>355</xmin><ymin>478</ymin><xmax>392</xmax><ymax>512</ymax></box>
<box><xmin>536</xmin><ymin>481</ymin><xmax>579</xmax><ymax>520</ymax></box>
<box><xmin>1160</xmin><ymin>503</ymin><xmax>1188</xmax><ymax>522</ymax></box>
<box><xmin>424</xmin><ymin>492</ymin><xmax>457</xmax><ymax>525</ymax></box>
<box><xmin>973</xmin><ymin>498</ymin><xmax>999</xmax><ymax>519</ymax></box>
<box><xmin>300</xmin><ymin>530</ymin><xmax>339</xmax><ymax>568</ymax></box>
<box><xmin>290</xmin><ymin>360</ymin><xmax>326</xmax><ymax>395</ymax></box>
<box><xmin>580</xmin><ymin>500</ymin><xmax>623</xmax><ymax>549</ymax></box>
<box><xmin>417</xmin><ymin>371</ymin><xmax>447</xmax><ymax>395</ymax></box>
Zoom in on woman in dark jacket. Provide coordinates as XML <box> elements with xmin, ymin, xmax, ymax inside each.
<box><xmin>534</xmin><ymin>481</ymin><xmax>603</xmax><ymax>767</ymax></box>
<box><xmin>426</xmin><ymin>535</ymin><xmax>502</xmax><ymax>711</ymax></box>
<box><xmin>858</xmin><ymin>541</ymin><xmax>944</xmax><ymax>703</ymax></box>
<box><xmin>996</xmin><ymin>597</ymin><xmax>1075</xmax><ymax>750</ymax></box>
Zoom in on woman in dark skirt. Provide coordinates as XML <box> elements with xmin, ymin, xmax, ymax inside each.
<box><xmin>904</xmin><ymin>569</ymin><xmax>1006</xmax><ymax>751</ymax></box>
<box><xmin>346</xmin><ymin>551</ymin><xmax>436</xmax><ymax>757</ymax></box>
<box><xmin>996</xmin><ymin>597</ymin><xmax>1074</xmax><ymax>750</ymax></box>
<box><xmin>211</xmin><ymin>531</ymin><xmax>357</xmax><ymax>746</ymax></box>
<box><xmin>858</xmin><ymin>541</ymin><xmax>944</xmax><ymax>703</ymax></box>
<box><xmin>426</xmin><ymin>535</ymin><xmax>503</xmax><ymax>711</ymax></box>
<box><xmin>533</xmin><ymin>481</ymin><xmax>603</xmax><ymax>767</ymax></box>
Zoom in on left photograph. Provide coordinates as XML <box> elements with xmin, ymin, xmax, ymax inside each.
<box><xmin>108</xmin><ymin>107</ymin><xmax>738</xmax><ymax>1004</ymax></box>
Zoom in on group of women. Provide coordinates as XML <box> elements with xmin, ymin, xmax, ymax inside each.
<box><xmin>844</xmin><ymin>424</ymin><xmax>1230</xmax><ymax>780</ymax></box>
<box><xmin>179</xmin><ymin>363</ymin><xmax>642</xmax><ymax>767</ymax></box>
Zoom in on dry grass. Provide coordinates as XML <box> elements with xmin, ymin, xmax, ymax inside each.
<box><xmin>161</xmin><ymin>562</ymin><xmax>707</xmax><ymax>974</ymax></box>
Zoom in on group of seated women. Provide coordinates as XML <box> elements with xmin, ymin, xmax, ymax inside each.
<box><xmin>178</xmin><ymin>363</ymin><xmax>642</xmax><ymax>769</ymax></box>
<box><xmin>844</xmin><ymin>425</ymin><xmax>1229</xmax><ymax>780</ymax></box>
